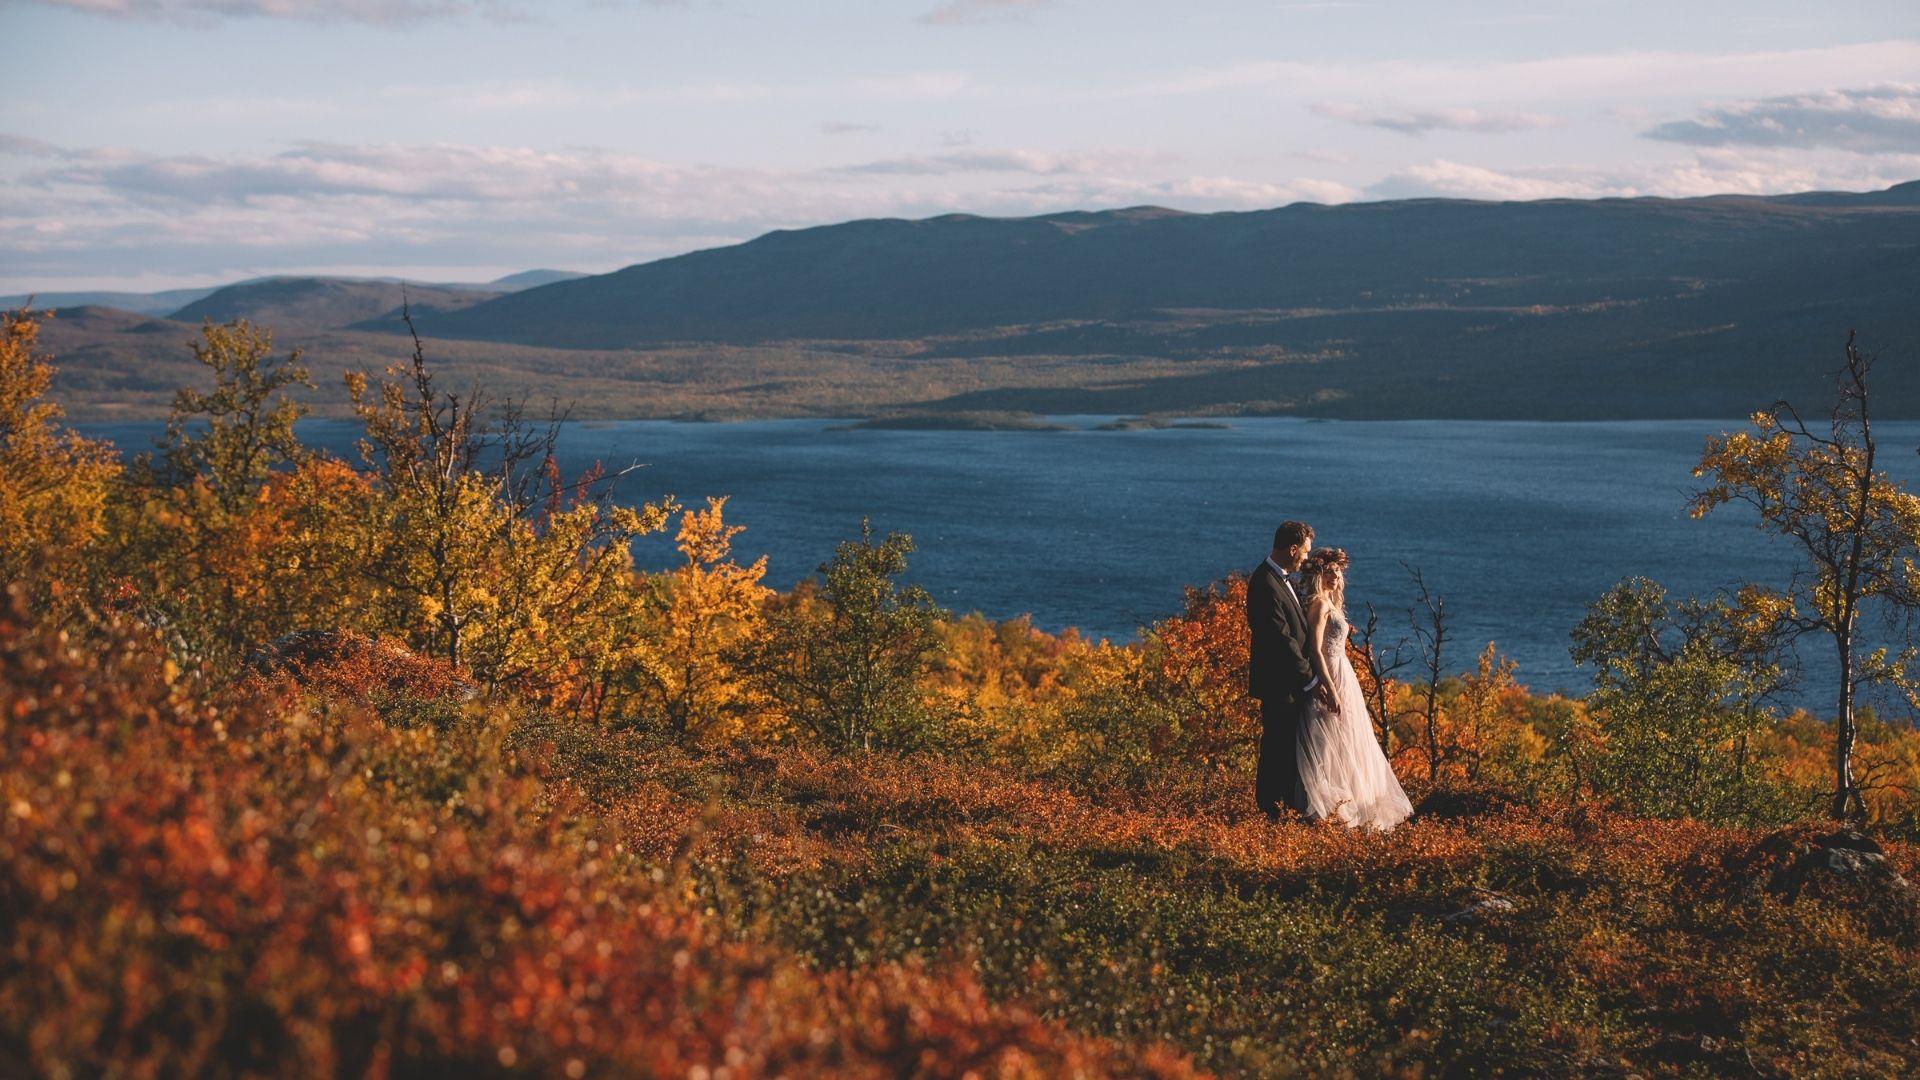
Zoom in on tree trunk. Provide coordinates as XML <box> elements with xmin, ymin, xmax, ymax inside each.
<box><xmin>1831</xmin><ymin>635</ymin><xmax>1859</xmax><ymax>820</ymax></box>
<box><xmin>1425</xmin><ymin>692</ymin><xmax>1440</xmax><ymax>782</ymax></box>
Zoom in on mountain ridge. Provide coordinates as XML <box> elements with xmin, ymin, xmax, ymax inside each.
<box><xmin>20</xmin><ymin>185</ymin><xmax>1920</xmax><ymax>421</ymax></box>
<box><xmin>0</xmin><ymin>269</ymin><xmax>588</xmax><ymax>323</ymax></box>
<box><xmin>425</xmin><ymin>184</ymin><xmax>1920</xmax><ymax>352</ymax></box>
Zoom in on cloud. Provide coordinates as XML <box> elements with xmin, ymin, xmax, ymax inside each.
<box><xmin>1366</xmin><ymin>150</ymin><xmax>1920</xmax><ymax>202</ymax></box>
<box><xmin>1289</xmin><ymin>148</ymin><xmax>1352</xmax><ymax>165</ymax></box>
<box><xmin>11</xmin><ymin>124</ymin><xmax>1912</xmax><ymax>291</ymax></box>
<box><xmin>14</xmin><ymin>0</ymin><xmax>519</xmax><ymax>24</ymax></box>
<box><xmin>1645</xmin><ymin>84</ymin><xmax>1920</xmax><ymax>154</ymax></box>
<box><xmin>1311</xmin><ymin>102</ymin><xmax>1561</xmax><ymax>136</ymax></box>
<box><xmin>1366</xmin><ymin>160</ymin><xmax>1597</xmax><ymax>201</ymax></box>
<box><xmin>837</xmin><ymin>149</ymin><xmax>1161</xmax><ymax>177</ymax></box>
<box><xmin>1145</xmin><ymin>41</ymin><xmax>1920</xmax><ymax>107</ymax></box>
<box><xmin>971</xmin><ymin>175</ymin><xmax>1361</xmax><ymax>214</ymax></box>
<box><xmin>0</xmin><ymin>134</ymin><xmax>69</xmax><ymax>158</ymax></box>
<box><xmin>918</xmin><ymin>0</ymin><xmax>1055</xmax><ymax>26</ymax></box>
<box><xmin>820</xmin><ymin>121</ymin><xmax>880</xmax><ymax>136</ymax></box>
<box><xmin>5</xmin><ymin>135</ymin><xmax>1351</xmax><ymax>288</ymax></box>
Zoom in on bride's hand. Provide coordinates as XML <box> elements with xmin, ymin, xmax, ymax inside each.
<box><xmin>1315</xmin><ymin>683</ymin><xmax>1339</xmax><ymax>712</ymax></box>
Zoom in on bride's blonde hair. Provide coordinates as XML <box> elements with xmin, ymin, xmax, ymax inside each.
<box><xmin>1301</xmin><ymin>547</ymin><xmax>1349</xmax><ymax>613</ymax></box>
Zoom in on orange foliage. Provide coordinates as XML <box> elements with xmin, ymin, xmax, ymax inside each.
<box><xmin>0</xmin><ymin>594</ymin><xmax>1197</xmax><ymax>1078</ymax></box>
<box><xmin>0</xmin><ymin>309</ymin><xmax>119</xmax><ymax>611</ymax></box>
<box><xmin>245</xmin><ymin>627</ymin><xmax>474</xmax><ymax>709</ymax></box>
<box><xmin>1148</xmin><ymin>575</ymin><xmax>1259</xmax><ymax>764</ymax></box>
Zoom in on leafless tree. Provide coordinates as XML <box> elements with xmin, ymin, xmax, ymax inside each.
<box><xmin>1354</xmin><ymin>600</ymin><xmax>1411</xmax><ymax>753</ymax></box>
<box><xmin>1404</xmin><ymin>562</ymin><xmax>1451</xmax><ymax>782</ymax></box>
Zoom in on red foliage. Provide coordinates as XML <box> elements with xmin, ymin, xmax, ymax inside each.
<box><xmin>246</xmin><ymin>628</ymin><xmax>475</xmax><ymax>705</ymax></box>
<box><xmin>1148</xmin><ymin>575</ymin><xmax>1259</xmax><ymax>763</ymax></box>
<box><xmin>0</xmin><ymin>597</ymin><xmax>1197</xmax><ymax>1078</ymax></box>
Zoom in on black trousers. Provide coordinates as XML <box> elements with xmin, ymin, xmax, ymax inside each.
<box><xmin>1254</xmin><ymin>692</ymin><xmax>1306</xmax><ymax>819</ymax></box>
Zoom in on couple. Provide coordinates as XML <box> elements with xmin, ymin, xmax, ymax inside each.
<box><xmin>1246</xmin><ymin>520</ymin><xmax>1413</xmax><ymax>832</ymax></box>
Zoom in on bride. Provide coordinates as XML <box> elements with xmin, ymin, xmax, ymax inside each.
<box><xmin>1296</xmin><ymin>548</ymin><xmax>1414</xmax><ymax>832</ymax></box>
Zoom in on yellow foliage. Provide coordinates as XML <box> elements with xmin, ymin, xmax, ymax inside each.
<box><xmin>609</xmin><ymin>497</ymin><xmax>773</xmax><ymax>739</ymax></box>
<box><xmin>0</xmin><ymin>309</ymin><xmax>119</xmax><ymax>611</ymax></box>
<box><xmin>105</xmin><ymin>458</ymin><xmax>373</xmax><ymax>661</ymax></box>
<box><xmin>342</xmin><ymin>353</ymin><xmax>675</xmax><ymax>709</ymax></box>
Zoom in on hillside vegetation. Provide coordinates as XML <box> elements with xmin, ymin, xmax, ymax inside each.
<box><xmin>4</xmin><ymin>310</ymin><xmax>1920</xmax><ymax>1077</ymax></box>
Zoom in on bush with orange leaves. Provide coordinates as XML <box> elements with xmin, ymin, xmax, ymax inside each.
<box><xmin>1139</xmin><ymin>575</ymin><xmax>1259</xmax><ymax>768</ymax></box>
<box><xmin>0</xmin><ymin>591</ymin><xmax>1196</xmax><ymax>1079</ymax></box>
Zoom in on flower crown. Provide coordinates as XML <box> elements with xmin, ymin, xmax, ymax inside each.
<box><xmin>1301</xmin><ymin>547</ymin><xmax>1349</xmax><ymax>580</ymax></box>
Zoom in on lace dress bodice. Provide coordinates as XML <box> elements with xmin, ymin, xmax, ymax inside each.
<box><xmin>1318</xmin><ymin>606</ymin><xmax>1351</xmax><ymax>665</ymax></box>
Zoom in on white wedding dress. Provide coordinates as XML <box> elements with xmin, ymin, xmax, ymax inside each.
<box><xmin>1298</xmin><ymin>606</ymin><xmax>1414</xmax><ymax>831</ymax></box>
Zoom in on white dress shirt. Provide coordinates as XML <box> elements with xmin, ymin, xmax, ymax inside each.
<box><xmin>1265</xmin><ymin>557</ymin><xmax>1320</xmax><ymax>693</ymax></box>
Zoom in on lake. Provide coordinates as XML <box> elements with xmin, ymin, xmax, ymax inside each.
<box><xmin>84</xmin><ymin>417</ymin><xmax>1920</xmax><ymax>706</ymax></box>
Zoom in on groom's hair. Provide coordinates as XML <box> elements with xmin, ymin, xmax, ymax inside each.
<box><xmin>1274</xmin><ymin>521</ymin><xmax>1314</xmax><ymax>552</ymax></box>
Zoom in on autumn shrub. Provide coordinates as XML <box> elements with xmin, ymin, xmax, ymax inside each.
<box><xmin>341</xmin><ymin>336</ymin><xmax>676</xmax><ymax>712</ymax></box>
<box><xmin>603</xmin><ymin>496</ymin><xmax>774</xmax><ymax>740</ymax></box>
<box><xmin>1690</xmin><ymin>347</ymin><xmax>1920</xmax><ymax>820</ymax></box>
<box><xmin>0</xmin><ymin>309</ymin><xmax>119</xmax><ymax>616</ymax></box>
<box><xmin>927</xmin><ymin>613</ymin><xmax>1077</xmax><ymax>747</ymax></box>
<box><xmin>0</xmin><ymin>590</ymin><xmax>1199</xmax><ymax>1079</ymax></box>
<box><xmin>920</xmin><ymin>612</ymin><xmax>1185</xmax><ymax>787</ymax></box>
<box><xmin>980</xmin><ymin>574</ymin><xmax>1268</xmax><ymax>795</ymax></box>
<box><xmin>98</xmin><ymin>322</ymin><xmax>348</xmax><ymax>665</ymax></box>
<box><xmin>245</xmin><ymin>627</ymin><xmax>475</xmax><ymax>731</ymax></box>
<box><xmin>1139</xmin><ymin>575</ymin><xmax>1259</xmax><ymax>768</ymax></box>
<box><xmin>1568</xmin><ymin>578</ymin><xmax>1800</xmax><ymax>823</ymax></box>
<box><xmin>750</xmin><ymin>520</ymin><xmax>947</xmax><ymax>752</ymax></box>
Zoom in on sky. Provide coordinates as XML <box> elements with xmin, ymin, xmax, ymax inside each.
<box><xmin>2</xmin><ymin>0</ymin><xmax>1918</xmax><ymax>293</ymax></box>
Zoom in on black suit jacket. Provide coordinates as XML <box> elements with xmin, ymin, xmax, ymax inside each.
<box><xmin>1246</xmin><ymin>560</ymin><xmax>1315</xmax><ymax>703</ymax></box>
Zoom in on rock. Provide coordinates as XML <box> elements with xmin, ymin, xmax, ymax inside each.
<box><xmin>1442</xmin><ymin>895</ymin><xmax>1516</xmax><ymax>924</ymax></box>
<box><xmin>1760</xmin><ymin>827</ymin><xmax>1913</xmax><ymax>901</ymax></box>
<box><xmin>1782</xmin><ymin>845</ymin><xmax>1909</xmax><ymax>892</ymax></box>
<box><xmin>1812</xmin><ymin>828</ymin><xmax>1883</xmax><ymax>856</ymax></box>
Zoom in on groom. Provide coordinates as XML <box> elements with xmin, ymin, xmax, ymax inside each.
<box><xmin>1247</xmin><ymin>520</ymin><xmax>1337</xmax><ymax>820</ymax></box>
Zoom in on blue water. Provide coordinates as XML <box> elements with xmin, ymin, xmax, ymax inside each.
<box><xmin>83</xmin><ymin>417</ymin><xmax>1920</xmax><ymax>704</ymax></box>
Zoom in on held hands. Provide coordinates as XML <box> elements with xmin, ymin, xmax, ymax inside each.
<box><xmin>1315</xmin><ymin>682</ymin><xmax>1339</xmax><ymax>713</ymax></box>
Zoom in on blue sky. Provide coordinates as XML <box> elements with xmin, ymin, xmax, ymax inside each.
<box><xmin>3</xmin><ymin>0</ymin><xmax>1918</xmax><ymax>292</ymax></box>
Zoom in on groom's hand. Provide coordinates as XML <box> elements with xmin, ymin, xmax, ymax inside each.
<box><xmin>1315</xmin><ymin>683</ymin><xmax>1339</xmax><ymax>712</ymax></box>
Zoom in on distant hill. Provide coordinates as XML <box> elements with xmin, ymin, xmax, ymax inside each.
<box><xmin>170</xmin><ymin>278</ymin><xmax>502</xmax><ymax>332</ymax></box>
<box><xmin>42</xmin><ymin>305</ymin><xmax>191</xmax><ymax>340</ymax></box>
<box><xmin>22</xmin><ymin>188</ymin><xmax>1920</xmax><ymax>421</ymax></box>
<box><xmin>431</xmin><ymin>183</ymin><xmax>1920</xmax><ymax>350</ymax></box>
<box><xmin>2</xmin><ymin>269</ymin><xmax>581</xmax><ymax>324</ymax></box>
<box><xmin>0</xmin><ymin>287</ymin><xmax>218</xmax><ymax>316</ymax></box>
<box><xmin>402</xmin><ymin>183</ymin><xmax>1920</xmax><ymax>418</ymax></box>
<box><xmin>489</xmin><ymin>269</ymin><xmax>590</xmax><ymax>290</ymax></box>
